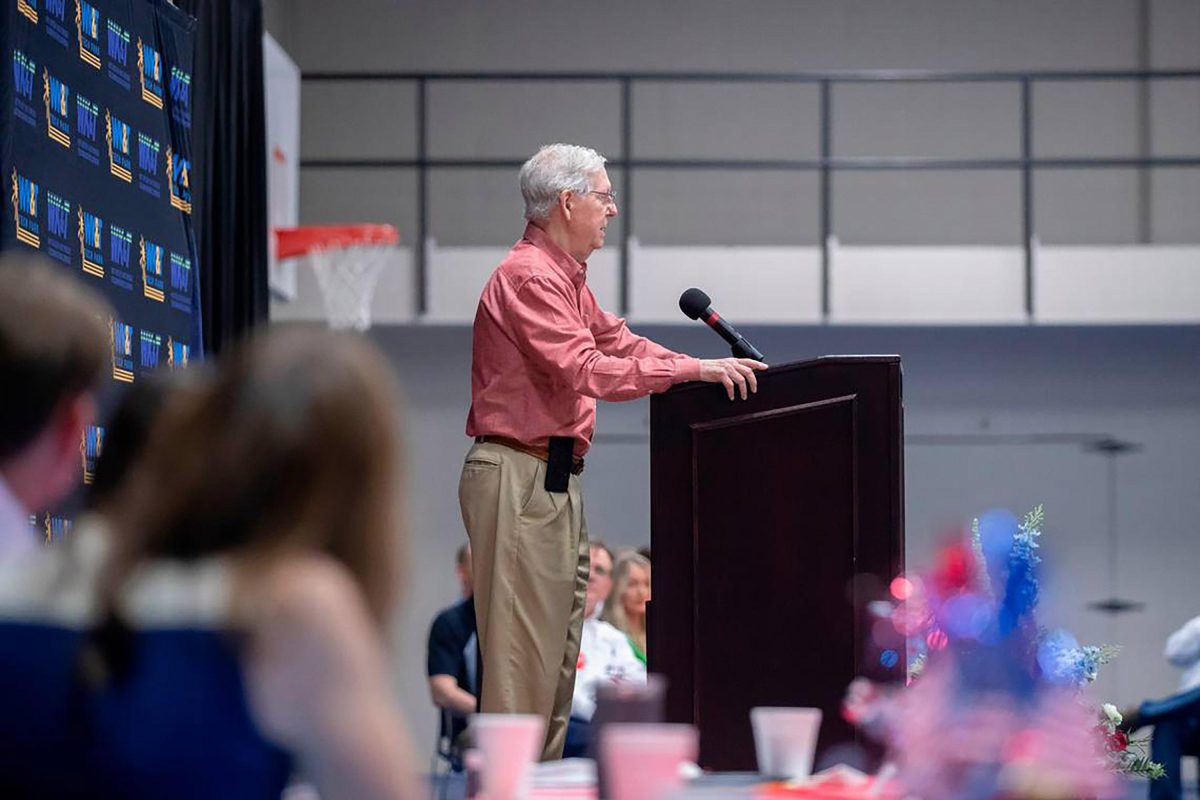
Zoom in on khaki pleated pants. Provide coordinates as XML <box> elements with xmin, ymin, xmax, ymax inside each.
<box><xmin>458</xmin><ymin>440</ymin><xmax>590</xmax><ymax>761</ymax></box>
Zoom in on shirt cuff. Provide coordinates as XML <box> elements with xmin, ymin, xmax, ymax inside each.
<box><xmin>674</xmin><ymin>357</ymin><xmax>703</xmax><ymax>383</ymax></box>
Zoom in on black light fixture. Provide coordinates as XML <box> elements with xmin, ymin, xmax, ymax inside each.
<box><xmin>1084</xmin><ymin>437</ymin><xmax>1145</xmax><ymax>615</ymax></box>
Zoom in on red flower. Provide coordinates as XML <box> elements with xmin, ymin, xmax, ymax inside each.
<box><xmin>931</xmin><ymin>540</ymin><xmax>977</xmax><ymax>595</ymax></box>
<box><xmin>1107</xmin><ymin>731</ymin><xmax>1128</xmax><ymax>752</ymax></box>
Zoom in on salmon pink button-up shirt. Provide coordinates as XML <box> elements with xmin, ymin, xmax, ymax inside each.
<box><xmin>466</xmin><ymin>223</ymin><xmax>702</xmax><ymax>458</ymax></box>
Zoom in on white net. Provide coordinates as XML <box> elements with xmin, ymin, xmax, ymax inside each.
<box><xmin>307</xmin><ymin>243</ymin><xmax>390</xmax><ymax>331</ymax></box>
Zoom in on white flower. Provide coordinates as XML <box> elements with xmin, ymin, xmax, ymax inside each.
<box><xmin>1102</xmin><ymin>703</ymin><xmax>1123</xmax><ymax>726</ymax></box>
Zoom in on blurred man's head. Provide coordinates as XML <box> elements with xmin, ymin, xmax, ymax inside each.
<box><xmin>455</xmin><ymin>542</ymin><xmax>473</xmax><ymax>598</ymax></box>
<box><xmin>0</xmin><ymin>256</ymin><xmax>110</xmax><ymax>512</ymax></box>
<box><xmin>585</xmin><ymin>540</ymin><xmax>614</xmax><ymax>619</ymax></box>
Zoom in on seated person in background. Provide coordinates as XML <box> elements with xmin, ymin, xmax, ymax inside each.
<box><xmin>563</xmin><ymin>541</ymin><xmax>646</xmax><ymax>758</ymax></box>
<box><xmin>1123</xmin><ymin>614</ymin><xmax>1200</xmax><ymax>800</ymax></box>
<box><xmin>0</xmin><ymin>255</ymin><xmax>110</xmax><ymax>558</ymax></box>
<box><xmin>427</xmin><ymin>542</ymin><xmax>477</xmax><ymax>769</ymax></box>
<box><xmin>0</xmin><ymin>329</ymin><xmax>420</xmax><ymax>800</ymax></box>
<box><xmin>602</xmin><ymin>551</ymin><xmax>652</xmax><ymax>665</ymax></box>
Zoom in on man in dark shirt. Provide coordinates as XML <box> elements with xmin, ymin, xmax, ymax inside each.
<box><xmin>426</xmin><ymin>544</ymin><xmax>477</xmax><ymax>765</ymax></box>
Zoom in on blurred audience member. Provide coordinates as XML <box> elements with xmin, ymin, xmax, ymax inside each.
<box><xmin>1123</xmin><ymin>614</ymin><xmax>1200</xmax><ymax>800</ymax></box>
<box><xmin>427</xmin><ymin>542</ymin><xmax>477</xmax><ymax>769</ymax></box>
<box><xmin>636</xmin><ymin>545</ymin><xmax>650</xmax><ymax>563</ymax></box>
<box><xmin>85</xmin><ymin>371</ymin><xmax>192</xmax><ymax>517</ymax></box>
<box><xmin>563</xmin><ymin>540</ymin><xmax>646</xmax><ymax>758</ymax></box>
<box><xmin>0</xmin><ymin>256</ymin><xmax>110</xmax><ymax>557</ymax></box>
<box><xmin>0</xmin><ymin>329</ymin><xmax>419</xmax><ymax>799</ymax></box>
<box><xmin>587</xmin><ymin>539</ymin><xmax>614</xmax><ymax>619</ymax></box>
<box><xmin>602</xmin><ymin>552</ymin><xmax>651</xmax><ymax>665</ymax></box>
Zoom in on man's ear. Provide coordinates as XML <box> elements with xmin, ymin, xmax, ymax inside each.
<box><xmin>51</xmin><ymin>392</ymin><xmax>95</xmax><ymax>471</ymax></box>
<box><xmin>558</xmin><ymin>190</ymin><xmax>575</xmax><ymax>221</ymax></box>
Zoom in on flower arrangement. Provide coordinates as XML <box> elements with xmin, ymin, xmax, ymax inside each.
<box><xmin>847</xmin><ymin>505</ymin><xmax>1164</xmax><ymax>796</ymax></box>
<box><xmin>1097</xmin><ymin>703</ymin><xmax>1165</xmax><ymax>780</ymax></box>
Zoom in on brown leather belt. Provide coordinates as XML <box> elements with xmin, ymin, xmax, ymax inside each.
<box><xmin>475</xmin><ymin>435</ymin><xmax>585</xmax><ymax>475</ymax></box>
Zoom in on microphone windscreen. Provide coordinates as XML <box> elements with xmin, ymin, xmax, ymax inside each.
<box><xmin>679</xmin><ymin>287</ymin><xmax>712</xmax><ymax>320</ymax></box>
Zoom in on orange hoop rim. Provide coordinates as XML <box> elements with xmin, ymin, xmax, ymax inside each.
<box><xmin>273</xmin><ymin>224</ymin><xmax>400</xmax><ymax>261</ymax></box>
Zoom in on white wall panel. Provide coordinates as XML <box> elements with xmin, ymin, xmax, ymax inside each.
<box><xmin>1036</xmin><ymin>246</ymin><xmax>1200</xmax><ymax>323</ymax></box>
<box><xmin>831</xmin><ymin>244</ymin><xmax>1026</xmax><ymax>323</ymax></box>
<box><xmin>629</xmin><ymin>243</ymin><xmax>822</xmax><ymax>324</ymax></box>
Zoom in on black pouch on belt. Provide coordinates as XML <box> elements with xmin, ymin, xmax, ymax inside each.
<box><xmin>545</xmin><ymin>436</ymin><xmax>574</xmax><ymax>493</ymax></box>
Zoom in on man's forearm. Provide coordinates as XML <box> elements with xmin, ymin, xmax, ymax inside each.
<box><xmin>429</xmin><ymin>675</ymin><xmax>476</xmax><ymax>716</ymax></box>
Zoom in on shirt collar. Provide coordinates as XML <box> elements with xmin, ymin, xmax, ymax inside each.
<box><xmin>523</xmin><ymin>222</ymin><xmax>587</xmax><ymax>288</ymax></box>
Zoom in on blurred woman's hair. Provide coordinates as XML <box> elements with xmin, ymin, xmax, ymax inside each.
<box><xmin>601</xmin><ymin>551</ymin><xmax>651</xmax><ymax>646</ymax></box>
<box><xmin>86</xmin><ymin>371</ymin><xmax>195</xmax><ymax>513</ymax></box>
<box><xmin>105</xmin><ymin>328</ymin><xmax>405</xmax><ymax>627</ymax></box>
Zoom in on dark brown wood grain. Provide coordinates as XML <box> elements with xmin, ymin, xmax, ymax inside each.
<box><xmin>648</xmin><ymin>357</ymin><xmax>905</xmax><ymax>771</ymax></box>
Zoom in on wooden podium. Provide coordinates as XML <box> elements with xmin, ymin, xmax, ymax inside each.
<box><xmin>648</xmin><ymin>356</ymin><xmax>905</xmax><ymax>771</ymax></box>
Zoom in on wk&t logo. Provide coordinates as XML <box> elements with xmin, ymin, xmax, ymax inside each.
<box><xmin>45</xmin><ymin>191</ymin><xmax>72</xmax><ymax>266</ymax></box>
<box><xmin>169</xmin><ymin>66</ymin><xmax>191</xmax><ymax>128</ymax></box>
<box><xmin>108</xmin><ymin>223</ymin><xmax>134</xmax><ymax>291</ymax></box>
<box><xmin>12</xmin><ymin>51</ymin><xmax>37</xmax><ymax>127</ymax></box>
<box><xmin>18</xmin><ymin>0</ymin><xmax>38</xmax><ymax>23</ymax></box>
<box><xmin>43</xmin><ymin>68</ymin><xmax>72</xmax><ymax>148</ymax></box>
<box><xmin>11</xmin><ymin>169</ymin><xmax>40</xmax><ymax>248</ymax></box>
<box><xmin>137</xmin><ymin>38</ymin><xmax>164</xmax><ymax>108</ymax></box>
<box><xmin>165</xmin><ymin>147</ymin><xmax>192</xmax><ymax>213</ymax></box>
<box><xmin>105</xmin><ymin>16</ymin><xmax>131</xmax><ymax>89</ymax></box>
<box><xmin>110</xmin><ymin>318</ymin><xmax>135</xmax><ymax>382</ymax></box>
<box><xmin>136</xmin><ymin>133</ymin><xmax>162</xmax><ymax>198</ymax></box>
<box><xmin>167</xmin><ymin>337</ymin><xmax>190</xmax><ymax>369</ymax></box>
<box><xmin>77</xmin><ymin>206</ymin><xmax>105</xmax><ymax>278</ymax></box>
<box><xmin>75</xmin><ymin>0</ymin><xmax>102</xmax><ymax>69</ymax></box>
<box><xmin>169</xmin><ymin>251</ymin><xmax>192</xmax><ymax>311</ymax></box>
<box><xmin>44</xmin><ymin>513</ymin><xmax>72</xmax><ymax>544</ymax></box>
<box><xmin>75</xmin><ymin>93</ymin><xmax>100</xmax><ymax>165</ymax></box>
<box><xmin>139</xmin><ymin>329</ymin><xmax>162</xmax><ymax>371</ymax></box>
<box><xmin>43</xmin><ymin>0</ymin><xmax>71</xmax><ymax>48</ymax></box>
<box><xmin>140</xmin><ymin>236</ymin><xmax>165</xmax><ymax>302</ymax></box>
<box><xmin>81</xmin><ymin>425</ymin><xmax>104</xmax><ymax>485</ymax></box>
<box><xmin>106</xmin><ymin>110</ymin><xmax>133</xmax><ymax>182</ymax></box>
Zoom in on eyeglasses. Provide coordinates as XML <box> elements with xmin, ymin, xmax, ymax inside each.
<box><xmin>587</xmin><ymin>189</ymin><xmax>617</xmax><ymax>207</ymax></box>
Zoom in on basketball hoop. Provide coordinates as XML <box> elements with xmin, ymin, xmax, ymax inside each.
<box><xmin>274</xmin><ymin>224</ymin><xmax>400</xmax><ymax>331</ymax></box>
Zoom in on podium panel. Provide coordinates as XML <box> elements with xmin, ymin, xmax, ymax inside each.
<box><xmin>650</xmin><ymin>357</ymin><xmax>903</xmax><ymax>771</ymax></box>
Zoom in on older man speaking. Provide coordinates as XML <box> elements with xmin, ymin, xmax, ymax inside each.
<box><xmin>459</xmin><ymin>143</ymin><xmax>764</xmax><ymax>759</ymax></box>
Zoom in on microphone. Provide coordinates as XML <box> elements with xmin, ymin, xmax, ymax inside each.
<box><xmin>678</xmin><ymin>288</ymin><xmax>766</xmax><ymax>362</ymax></box>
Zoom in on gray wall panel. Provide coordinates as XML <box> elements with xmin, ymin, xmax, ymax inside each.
<box><xmin>1033</xmin><ymin>82</ymin><xmax>1141</xmax><ymax>158</ymax></box>
<box><xmin>834</xmin><ymin>82</ymin><xmax>1021</xmax><ymax>159</ymax></box>
<box><xmin>632</xmin><ymin>83</ymin><xmax>820</xmax><ymax>160</ymax></box>
<box><xmin>834</xmin><ymin>171</ymin><xmax>1022</xmax><ymax>245</ymax></box>
<box><xmin>299</xmin><ymin>168</ymin><xmax>418</xmax><ymax>233</ymax></box>
<box><xmin>427</xmin><ymin>82</ymin><xmax>622</xmax><ymax>159</ymax></box>
<box><xmin>632</xmin><ymin>170</ymin><xmax>819</xmax><ymax>246</ymax></box>
<box><xmin>1151</xmin><ymin>168</ymin><xmax>1200</xmax><ymax>243</ymax></box>
<box><xmin>1034</xmin><ymin>169</ymin><xmax>1141</xmax><ymax>244</ymax></box>
<box><xmin>301</xmin><ymin>81</ymin><xmax>418</xmax><ymax>160</ymax></box>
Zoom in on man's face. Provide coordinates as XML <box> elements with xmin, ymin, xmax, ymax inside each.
<box><xmin>585</xmin><ymin>546</ymin><xmax>613</xmax><ymax>618</ymax></box>
<box><xmin>566</xmin><ymin>168</ymin><xmax>617</xmax><ymax>261</ymax></box>
<box><xmin>456</xmin><ymin>547</ymin><xmax>473</xmax><ymax>597</ymax></box>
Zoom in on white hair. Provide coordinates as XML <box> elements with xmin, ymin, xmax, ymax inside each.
<box><xmin>519</xmin><ymin>143</ymin><xmax>607</xmax><ymax>222</ymax></box>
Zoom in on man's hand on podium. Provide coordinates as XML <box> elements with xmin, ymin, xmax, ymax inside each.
<box><xmin>698</xmin><ymin>358</ymin><xmax>768</xmax><ymax>400</ymax></box>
